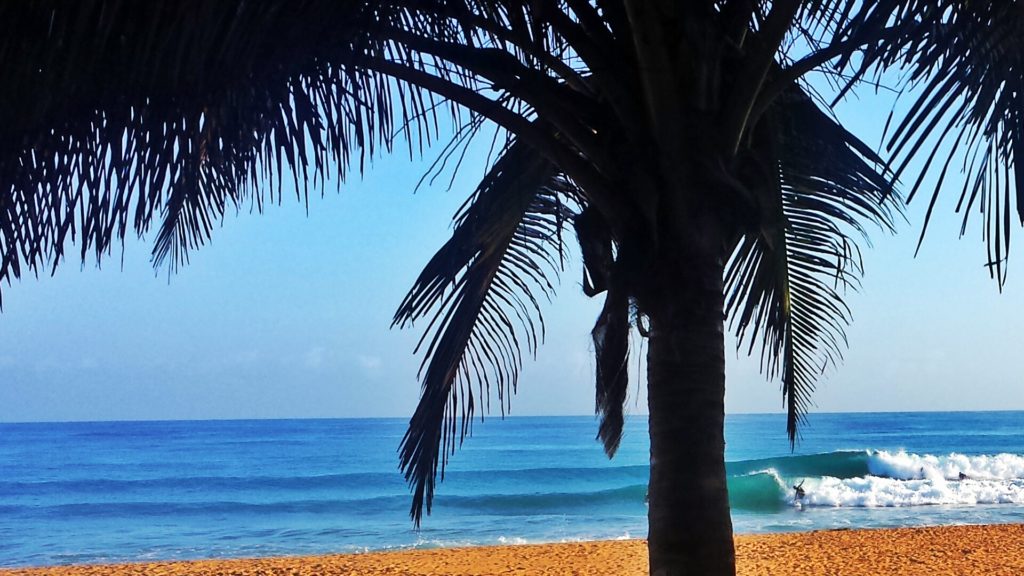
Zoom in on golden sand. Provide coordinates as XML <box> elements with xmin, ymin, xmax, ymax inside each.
<box><xmin>4</xmin><ymin>524</ymin><xmax>1024</xmax><ymax>576</ymax></box>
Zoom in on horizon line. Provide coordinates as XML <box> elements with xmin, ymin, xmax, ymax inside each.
<box><xmin>2</xmin><ymin>408</ymin><xmax>1022</xmax><ymax>425</ymax></box>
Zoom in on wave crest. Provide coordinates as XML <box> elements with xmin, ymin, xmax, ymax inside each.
<box><xmin>867</xmin><ymin>450</ymin><xmax>1024</xmax><ymax>481</ymax></box>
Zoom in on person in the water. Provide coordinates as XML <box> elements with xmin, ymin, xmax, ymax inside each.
<box><xmin>959</xmin><ymin>471</ymin><xmax>969</xmax><ymax>481</ymax></box>
<box><xmin>793</xmin><ymin>480</ymin><xmax>805</xmax><ymax>500</ymax></box>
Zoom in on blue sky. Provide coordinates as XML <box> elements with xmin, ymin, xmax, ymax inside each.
<box><xmin>2</xmin><ymin>89</ymin><xmax>1023</xmax><ymax>423</ymax></box>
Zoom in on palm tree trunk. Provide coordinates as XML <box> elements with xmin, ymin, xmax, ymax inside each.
<box><xmin>644</xmin><ymin>250</ymin><xmax>734</xmax><ymax>576</ymax></box>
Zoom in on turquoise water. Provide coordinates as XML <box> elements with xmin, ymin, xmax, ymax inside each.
<box><xmin>2</xmin><ymin>412</ymin><xmax>1024</xmax><ymax>567</ymax></box>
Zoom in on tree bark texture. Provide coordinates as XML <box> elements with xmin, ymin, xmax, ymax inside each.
<box><xmin>643</xmin><ymin>243</ymin><xmax>734</xmax><ymax>576</ymax></box>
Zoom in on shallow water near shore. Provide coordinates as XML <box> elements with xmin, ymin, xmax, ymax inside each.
<box><xmin>2</xmin><ymin>411</ymin><xmax>1024</xmax><ymax>567</ymax></box>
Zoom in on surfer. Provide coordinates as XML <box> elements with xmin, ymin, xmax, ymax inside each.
<box><xmin>959</xmin><ymin>471</ymin><xmax>969</xmax><ymax>481</ymax></box>
<box><xmin>793</xmin><ymin>480</ymin><xmax>805</xmax><ymax>500</ymax></box>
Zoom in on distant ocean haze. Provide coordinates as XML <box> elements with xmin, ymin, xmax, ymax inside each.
<box><xmin>2</xmin><ymin>412</ymin><xmax>1024</xmax><ymax>567</ymax></box>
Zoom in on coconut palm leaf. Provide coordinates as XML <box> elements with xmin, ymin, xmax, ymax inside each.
<box><xmin>590</xmin><ymin>272</ymin><xmax>630</xmax><ymax>457</ymax></box>
<box><xmin>838</xmin><ymin>1</ymin><xmax>1024</xmax><ymax>284</ymax></box>
<box><xmin>726</xmin><ymin>84</ymin><xmax>900</xmax><ymax>443</ymax></box>
<box><xmin>392</xmin><ymin>137</ymin><xmax>578</xmax><ymax>524</ymax></box>
<box><xmin>0</xmin><ymin>0</ymin><xmax>628</xmax><ymax>308</ymax></box>
<box><xmin>0</xmin><ymin>0</ymin><xmax>491</xmax><ymax>305</ymax></box>
<box><xmin>572</xmin><ymin>206</ymin><xmax>630</xmax><ymax>456</ymax></box>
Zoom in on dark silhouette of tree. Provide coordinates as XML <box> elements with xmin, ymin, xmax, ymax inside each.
<box><xmin>2</xmin><ymin>2</ymin><xmax>1021</xmax><ymax>574</ymax></box>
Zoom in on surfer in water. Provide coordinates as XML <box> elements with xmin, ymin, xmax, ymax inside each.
<box><xmin>959</xmin><ymin>471</ymin><xmax>969</xmax><ymax>481</ymax></box>
<box><xmin>793</xmin><ymin>480</ymin><xmax>805</xmax><ymax>500</ymax></box>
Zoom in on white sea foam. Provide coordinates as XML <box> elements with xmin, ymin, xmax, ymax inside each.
<box><xmin>867</xmin><ymin>450</ymin><xmax>1024</xmax><ymax>481</ymax></box>
<box><xmin>798</xmin><ymin>475</ymin><xmax>1024</xmax><ymax>508</ymax></box>
<box><xmin>783</xmin><ymin>451</ymin><xmax>1024</xmax><ymax>508</ymax></box>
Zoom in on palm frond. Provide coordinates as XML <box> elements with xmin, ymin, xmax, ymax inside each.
<box><xmin>392</xmin><ymin>138</ymin><xmax>579</xmax><ymax>525</ymax></box>
<box><xmin>843</xmin><ymin>1</ymin><xmax>1024</xmax><ymax>285</ymax></box>
<box><xmin>591</xmin><ymin>277</ymin><xmax>630</xmax><ymax>457</ymax></box>
<box><xmin>572</xmin><ymin>206</ymin><xmax>629</xmax><ymax>456</ymax></box>
<box><xmin>0</xmin><ymin>1</ymin><xmax>630</xmax><ymax>308</ymax></box>
<box><xmin>0</xmin><ymin>1</ymin><xmax>477</xmax><ymax>304</ymax></box>
<box><xmin>569</xmin><ymin>203</ymin><xmax>630</xmax><ymax>455</ymax></box>
<box><xmin>727</xmin><ymin>84</ymin><xmax>900</xmax><ymax>444</ymax></box>
<box><xmin>0</xmin><ymin>0</ymin><xmax>609</xmax><ymax>304</ymax></box>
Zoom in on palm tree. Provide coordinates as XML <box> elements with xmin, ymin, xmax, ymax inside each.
<box><xmin>1</xmin><ymin>2</ymin><xmax>1021</xmax><ymax>574</ymax></box>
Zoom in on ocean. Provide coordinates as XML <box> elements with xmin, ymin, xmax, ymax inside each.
<box><xmin>2</xmin><ymin>412</ymin><xmax>1024</xmax><ymax>567</ymax></box>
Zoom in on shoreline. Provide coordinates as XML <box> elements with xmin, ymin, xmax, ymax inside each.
<box><xmin>3</xmin><ymin>524</ymin><xmax>1024</xmax><ymax>575</ymax></box>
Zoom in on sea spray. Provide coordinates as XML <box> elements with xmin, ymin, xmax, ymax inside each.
<box><xmin>799</xmin><ymin>476</ymin><xmax>1024</xmax><ymax>507</ymax></box>
<box><xmin>866</xmin><ymin>450</ymin><xmax>1024</xmax><ymax>481</ymax></box>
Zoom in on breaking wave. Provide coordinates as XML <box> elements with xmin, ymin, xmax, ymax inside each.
<box><xmin>726</xmin><ymin>450</ymin><xmax>1024</xmax><ymax>509</ymax></box>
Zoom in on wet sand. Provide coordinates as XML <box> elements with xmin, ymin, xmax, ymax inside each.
<box><xmin>4</xmin><ymin>523</ymin><xmax>1023</xmax><ymax>575</ymax></box>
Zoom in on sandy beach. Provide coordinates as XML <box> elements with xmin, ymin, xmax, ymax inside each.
<box><xmin>3</xmin><ymin>524</ymin><xmax>1023</xmax><ymax>576</ymax></box>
